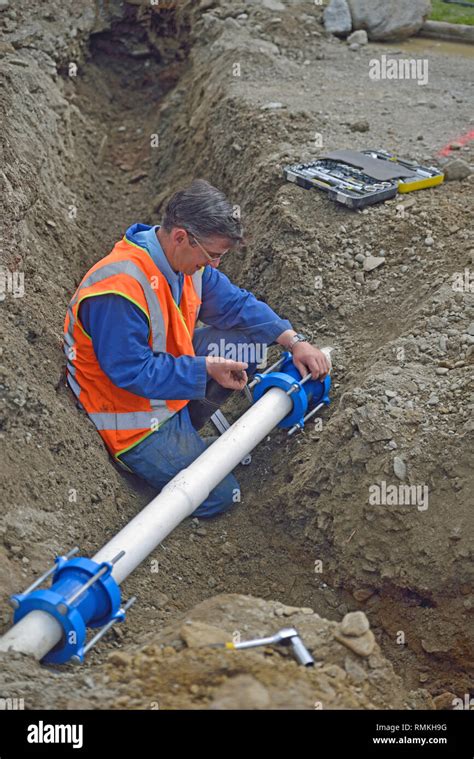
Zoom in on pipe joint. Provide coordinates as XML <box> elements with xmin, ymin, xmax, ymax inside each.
<box><xmin>10</xmin><ymin>555</ymin><xmax>124</xmax><ymax>664</ymax></box>
<box><xmin>252</xmin><ymin>352</ymin><xmax>331</xmax><ymax>429</ymax></box>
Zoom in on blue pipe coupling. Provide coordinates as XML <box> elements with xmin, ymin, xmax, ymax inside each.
<box><xmin>252</xmin><ymin>352</ymin><xmax>331</xmax><ymax>429</ymax></box>
<box><xmin>10</xmin><ymin>553</ymin><xmax>125</xmax><ymax>664</ymax></box>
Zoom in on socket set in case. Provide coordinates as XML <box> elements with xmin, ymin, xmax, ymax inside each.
<box><xmin>283</xmin><ymin>149</ymin><xmax>444</xmax><ymax>209</ymax></box>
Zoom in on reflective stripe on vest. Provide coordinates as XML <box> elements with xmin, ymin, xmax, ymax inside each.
<box><xmin>64</xmin><ymin>249</ymin><xmax>203</xmax><ymax>457</ymax></box>
<box><xmin>65</xmin><ymin>259</ymin><xmax>176</xmax><ymax>417</ymax></box>
<box><xmin>66</xmin><ymin>260</ymin><xmax>167</xmax><ymax>354</ymax></box>
<box><xmin>88</xmin><ymin>410</ymin><xmax>171</xmax><ymax>430</ymax></box>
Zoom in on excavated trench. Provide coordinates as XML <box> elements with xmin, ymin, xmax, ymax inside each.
<box><xmin>0</xmin><ymin>0</ymin><xmax>472</xmax><ymax>707</ymax></box>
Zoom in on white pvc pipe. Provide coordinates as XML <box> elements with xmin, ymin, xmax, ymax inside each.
<box><xmin>0</xmin><ymin>387</ymin><xmax>293</xmax><ymax>661</ymax></box>
<box><xmin>93</xmin><ymin>386</ymin><xmax>293</xmax><ymax>581</ymax></box>
<box><xmin>0</xmin><ymin>610</ymin><xmax>64</xmax><ymax>659</ymax></box>
<box><xmin>0</xmin><ymin>348</ymin><xmax>332</xmax><ymax>662</ymax></box>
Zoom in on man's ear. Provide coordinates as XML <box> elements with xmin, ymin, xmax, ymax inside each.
<box><xmin>173</xmin><ymin>227</ymin><xmax>188</xmax><ymax>246</ymax></box>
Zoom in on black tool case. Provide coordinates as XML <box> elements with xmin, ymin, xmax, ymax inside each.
<box><xmin>283</xmin><ymin>149</ymin><xmax>444</xmax><ymax>209</ymax></box>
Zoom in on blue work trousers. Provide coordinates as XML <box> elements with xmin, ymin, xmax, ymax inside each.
<box><xmin>120</xmin><ymin>326</ymin><xmax>262</xmax><ymax>518</ymax></box>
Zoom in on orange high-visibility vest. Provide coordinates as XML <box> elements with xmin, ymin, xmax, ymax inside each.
<box><xmin>63</xmin><ymin>234</ymin><xmax>203</xmax><ymax>460</ymax></box>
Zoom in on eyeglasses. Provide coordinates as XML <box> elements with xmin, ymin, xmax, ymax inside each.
<box><xmin>188</xmin><ymin>233</ymin><xmax>229</xmax><ymax>263</ymax></box>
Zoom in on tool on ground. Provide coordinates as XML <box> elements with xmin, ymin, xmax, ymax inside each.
<box><xmin>219</xmin><ymin>627</ymin><xmax>314</xmax><ymax>667</ymax></box>
<box><xmin>284</xmin><ymin>149</ymin><xmax>444</xmax><ymax>209</ymax></box>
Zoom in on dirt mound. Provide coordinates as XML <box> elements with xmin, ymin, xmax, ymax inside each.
<box><xmin>0</xmin><ymin>594</ymin><xmax>432</xmax><ymax>709</ymax></box>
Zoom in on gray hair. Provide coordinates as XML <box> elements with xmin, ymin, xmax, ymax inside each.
<box><xmin>162</xmin><ymin>179</ymin><xmax>243</xmax><ymax>244</ymax></box>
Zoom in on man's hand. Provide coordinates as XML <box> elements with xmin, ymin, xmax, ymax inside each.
<box><xmin>205</xmin><ymin>356</ymin><xmax>249</xmax><ymax>390</ymax></box>
<box><xmin>292</xmin><ymin>342</ymin><xmax>330</xmax><ymax>380</ymax></box>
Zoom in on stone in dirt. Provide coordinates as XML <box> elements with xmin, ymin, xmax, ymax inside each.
<box><xmin>347</xmin><ymin>30</ymin><xmax>368</xmax><ymax>45</ymax></box>
<box><xmin>261</xmin><ymin>0</ymin><xmax>285</xmax><ymax>11</ymax></box>
<box><xmin>261</xmin><ymin>101</ymin><xmax>284</xmax><ymax>110</ymax></box>
<box><xmin>443</xmin><ymin>159</ymin><xmax>472</xmax><ymax>182</ymax></box>
<box><xmin>180</xmin><ymin>620</ymin><xmax>230</xmax><ymax>647</ymax></box>
<box><xmin>433</xmin><ymin>692</ymin><xmax>457</xmax><ymax>710</ymax></box>
<box><xmin>350</xmin><ymin>119</ymin><xmax>370</xmax><ymax>132</ymax></box>
<box><xmin>344</xmin><ymin>656</ymin><xmax>367</xmax><ymax>682</ymax></box>
<box><xmin>341</xmin><ymin>611</ymin><xmax>370</xmax><ymax>637</ymax></box>
<box><xmin>335</xmin><ymin>629</ymin><xmax>376</xmax><ymax>657</ymax></box>
<box><xmin>323</xmin><ymin>0</ymin><xmax>352</xmax><ymax>36</ymax></box>
<box><xmin>393</xmin><ymin>456</ymin><xmax>407</xmax><ymax>480</ymax></box>
<box><xmin>363</xmin><ymin>256</ymin><xmax>385</xmax><ymax>272</ymax></box>
<box><xmin>347</xmin><ymin>0</ymin><xmax>431</xmax><ymax>41</ymax></box>
<box><xmin>353</xmin><ymin>588</ymin><xmax>374</xmax><ymax>602</ymax></box>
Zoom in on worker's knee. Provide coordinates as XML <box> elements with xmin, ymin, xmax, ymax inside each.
<box><xmin>191</xmin><ymin>473</ymin><xmax>241</xmax><ymax>519</ymax></box>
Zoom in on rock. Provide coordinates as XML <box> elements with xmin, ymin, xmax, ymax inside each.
<box><xmin>261</xmin><ymin>101</ymin><xmax>284</xmax><ymax>110</ymax></box>
<box><xmin>349</xmin><ymin>43</ymin><xmax>360</xmax><ymax>51</ymax></box>
<box><xmin>180</xmin><ymin>620</ymin><xmax>230</xmax><ymax>648</ymax></box>
<box><xmin>154</xmin><ymin>592</ymin><xmax>169</xmax><ymax>608</ymax></box>
<box><xmin>261</xmin><ymin>0</ymin><xmax>285</xmax><ymax>10</ymax></box>
<box><xmin>466</xmin><ymin>322</ymin><xmax>474</xmax><ymax>336</ymax></box>
<box><xmin>8</xmin><ymin>58</ymin><xmax>30</xmax><ymax>67</ymax></box>
<box><xmin>210</xmin><ymin>675</ymin><xmax>270</xmax><ymax>710</ymax></box>
<box><xmin>424</xmin><ymin>236</ymin><xmax>434</xmax><ymax>246</ymax></box>
<box><xmin>444</xmin><ymin>159</ymin><xmax>472</xmax><ymax>182</ymax></box>
<box><xmin>435</xmin><ymin>367</ymin><xmax>449</xmax><ymax>375</ymax></box>
<box><xmin>221</xmin><ymin>541</ymin><xmax>238</xmax><ymax>557</ymax></box>
<box><xmin>353</xmin><ymin>588</ymin><xmax>374</xmax><ymax>602</ymax></box>
<box><xmin>129</xmin><ymin>171</ymin><xmax>148</xmax><ymax>184</ymax></box>
<box><xmin>347</xmin><ymin>29</ymin><xmax>368</xmax><ymax>45</ymax></box>
<box><xmin>344</xmin><ymin>656</ymin><xmax>367</xmax><ymax>682</ymax></box>
<box><xmin>347</xmin><ymin>0</ymin><xmax>431</xmax><ymax>41</ymax></box>
<box><xmin>254</xmin><ymin>39</ymin><xmax>280</xmax><ymax>56</ymax></box>
<box><xmin>393</xmin><ymin>456</ymin><xmax>406</xmax><ymax>480</ymax></box>
<box><xmin>354</xmin><ymin>271</ymin><xmax>365</xmax><ymax>284</ymax></box>
<box><xmin>350</xmin><ymin>119</ymin><xmax>370</xmax><ymax>133</ymax></box>
<box><xmin>433</xmin><ymin>692</ymin><xmax>457</xmax><ymax>710</ymax></box>
<box><xmin>421</xmin><ymin>637</ymin><xmax>449</xmax><ymax>654</ymax></box>
<box><xmin>355</xmin><ymin>253</ymin><xmax>365</xmax><ymax>263</ymax></box>
<box><xmin>363</xmin><ymin>256</ymin><xmax>385</xmax><ymax>272</ymax></box>
<box><xmin>335</xmin><ymin>629</ymin><xmax>375</xmax><ymax>657</ymax></box>
<box><xmin>341</xmin><ymin>611</ymin><xmax>370</xmax><ymax>637</ymax></box>
<box><xmin>323</xmin><ymin>0</ymin><xmax>352</xmax><ymax>36</ymax></box>
<box><xmin>223</xmin><ymin>17</ymin><xmax>240</xmax><ymax>31</ymax></box>
<box><xmin>324</xmin><ymin>664</ymin><xmax>347</xmax><ymax>680</ymax></box>
<box><xmin>107</xmin><ymin>651</ymin><xmax>132</xmax><ymax>667</ymax></box>
<box><xmin>275</xmin><ymin>604</ymin><xmax>301</xmax><ymax>617</ymax></box>
<box><xmin>0</xmin><ymin>41</ymin><xmax>15</xmax><ymax>56</ymax></box>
